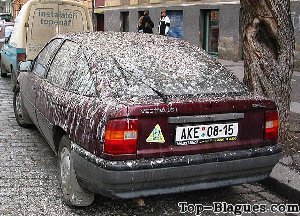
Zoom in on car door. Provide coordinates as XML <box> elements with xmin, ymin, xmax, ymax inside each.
<box><xmin>21</xmin><ymin>39</ymin><xmax>63</xmax><ymax>137</ymax></box>
<box><xmin>36</xmin><ymin>40</ymin><xmax>79</xmax><ymax>150</ymax></box>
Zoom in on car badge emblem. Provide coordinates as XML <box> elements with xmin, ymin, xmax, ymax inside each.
<box><xmin>146</xmin><ymin>124</ymin><xmax>165</xmax><ymax>143</ymax></box>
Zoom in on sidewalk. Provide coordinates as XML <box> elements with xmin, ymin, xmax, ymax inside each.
<box><xmin>218</xmin><ymin>59</ymin><xmax>300</xmax><ymax>202</ymax></box>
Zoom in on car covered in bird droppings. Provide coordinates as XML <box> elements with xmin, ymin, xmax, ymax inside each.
<box><xmin>14</xmin><ymin>31</ymin><xmax>281</xmax><ymax>206</ymax></box>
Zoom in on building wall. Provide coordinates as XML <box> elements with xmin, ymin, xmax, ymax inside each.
<box><xmin>100</xmin><ymin>0</ymin><xmax>300</xmax><ymax>66</ymax></box>
<box><xmin>183</xmin><ymin>6</ymin><xmax>200</xmax><ymax>46</ymax></box>
<box><xmin>218</xmin><ymin>3</ymin><xmax>241</xmax><ymax>60</ymax></box>
<box><xmin>102</xmin><ymin>2</ymin><xmax>242</xmax><ymax>60</ymax></box>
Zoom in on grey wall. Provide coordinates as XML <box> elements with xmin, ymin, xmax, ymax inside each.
<box><xmin>218</xmin><ymin>4</ymin><xmax>241</xmax><ymax>60</ymax></box>
<box><xmin>102</xmin><ymin>2</ymin><xmax>300</xmax><ymax>67</ymax></box>
<box><xmin>102</xmin><ymin>3</ymin><xmax>242</xmax><ymax>60</ymax></box>
<box><xmin>183</xmin><ymin>6</ymin><xmax>200</xmax><ymax>46</ymax></box>
<box><xmin>104</xmin><ymin>10</ymin><xmax>120</xmax><ymax>31</ymax></box>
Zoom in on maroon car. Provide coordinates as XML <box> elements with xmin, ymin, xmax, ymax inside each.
<box><xmin>14</xmin><ymin>32</ymin><xmax>281</xmax><ymax>206</ymax></box>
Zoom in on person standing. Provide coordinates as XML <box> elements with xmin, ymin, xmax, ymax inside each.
<box><xmin>137</xmin><ymin>10</ymin><xmax>154</xmax><ymax>34</ymax></box>
<box><xmin>158</xmin><ymin>9</ymin><xmax>170</xmax><ymax>36</ymax></box>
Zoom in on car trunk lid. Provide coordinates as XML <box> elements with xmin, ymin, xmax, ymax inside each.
<box><xmin>120</xmin><ymin>96</ymin><xmax>278</xmax><ymax>159</ymax></box>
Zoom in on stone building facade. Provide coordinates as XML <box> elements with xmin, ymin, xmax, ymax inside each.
<box><xmin>2</xmin><ymin>0</ymin><xmax>300</xmax><ymax>67</ymax></box>
<box><xmin>95</xmin><ymin>0</ymin><xmax>300</xmax><ymax>67</ymax></box>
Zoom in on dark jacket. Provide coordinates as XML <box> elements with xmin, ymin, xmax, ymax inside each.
<box><xmin>138</xmin><ymin>15</ymin><xmax>154</xmax><ymax>33</ymax></box>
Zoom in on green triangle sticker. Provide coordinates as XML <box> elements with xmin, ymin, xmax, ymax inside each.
<box><xmin>146</xmin><ymin>124</ymin><xmax>165</xmax><ymax>143</ymax></box>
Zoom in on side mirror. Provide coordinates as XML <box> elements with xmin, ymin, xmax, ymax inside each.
<box><xmin>18</xmin><ymin>60</ymin><xmax>32</xmax><ymax>72</ymax></box>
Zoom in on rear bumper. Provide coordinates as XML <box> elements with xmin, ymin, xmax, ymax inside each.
<box><xmin>72</xmin><ymin>144</ymin><xmax>281</xmax><ymax>199</ymax></box>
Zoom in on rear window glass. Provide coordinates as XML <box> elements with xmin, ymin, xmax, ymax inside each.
<box><xmin>89</xmin><ymin>45</ymin><xmax>248</xmax><ymax>100</ymax></box>
<box><xmin>76</xmin><ymin>33</ymin><xmax>249</xmax><ymax>104</ymax></box>
<box><xmin>133</xmin><ymin>59</ymin><xmax>241</xmax><ymax>93</ymax></box>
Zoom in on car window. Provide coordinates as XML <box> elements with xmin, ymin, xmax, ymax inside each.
<box><xmin>47</xmin><ymin>41</ymin><xmax>79</xmax><ymax>87</ymax></box>
<box><xmin>48</xmin><ymin>40</ymin><xmax>95</xmax><ymax>96</ymax></box>
<box><xmin>4</xmin><ymin>25</ymin><xmax>13</xmax><ymax>38</ymax></box>
<box><xmin>32</xmin><ymin>39</ymin><xmax>63</xmax><ymax>77</ymax></box>
<box><xmin>66</xmin><ymin>52</ymin><xmax>95</xmax><ymax>96</ymax></box>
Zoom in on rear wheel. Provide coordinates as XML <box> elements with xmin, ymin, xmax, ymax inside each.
<box><xmin>0</xmin><ymin>61</ymin><xmax>7</xmax><ymax>78</ymax></box>
<box><xmin>58</xmin><ymin>135</ymin><xmax>94</xmax><ymax>206</ymax></box>
<box><xmin>13</xmin><ymin>86</ymin><xmax>33</xmax><ymax>127</ymax></box>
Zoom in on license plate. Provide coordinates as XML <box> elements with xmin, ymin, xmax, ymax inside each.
<box><xmin>175</xmin><ymin>123</ymin><xmax>238</xmax><ymax>145</ymax></box>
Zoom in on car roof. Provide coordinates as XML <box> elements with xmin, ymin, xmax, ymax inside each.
<box><xmin>58</xmin><ymin>31</ymin><xmax>204</xmax><ymax>56</ymax></box>
<box><xmin>56</xmin><ymin>31</ymin><xmax>217</xmax><ymax>72</ymax></box>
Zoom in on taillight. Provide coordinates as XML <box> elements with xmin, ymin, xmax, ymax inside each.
<box><xmin>104</xmin><ymin>119</ymin><xmax>138</xmax><ymax>155</ymax></box>
<box><xmin>264</xmin><ymin>110</ymin><xmax>279</xmax><ymax>140</ymax></box>
<box><xmin>17</xmin><ymin>53</ymin><xmax>26</xmax><ymax>62</ymax></box>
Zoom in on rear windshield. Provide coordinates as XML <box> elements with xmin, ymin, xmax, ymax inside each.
<box><xmin>62</xmin><ymin>32</ymin><xmax>249</xmax><ymax>105</ymax></box>
<box><xmin>85</xmin><ymin>34</ymin><xmax>248</xmax><ymax>100</ymax></box>
<box><xmin>108</xmin><ymin>55</ymin><xmax>248</xmax><ymax>98</ymax></box>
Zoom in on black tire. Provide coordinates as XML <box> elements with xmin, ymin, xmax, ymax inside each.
<box><xmin>11</xmin><ymin>68</ymin><xmax>18</xmax><ymax>89</ymax></box>
<box><xmin>58</xmin><ymin>135</ymin><xmax>94</xmax><ymax>206</ymax></box>
<box><xmin>13</xmin><ymin>86</ymin><xmax>33</xmax><ymax>127</ymax></box>
<box><xmin>0</xmin><ymin>61</ymin><xmax>7</xmax><ymax>78</ymax></box>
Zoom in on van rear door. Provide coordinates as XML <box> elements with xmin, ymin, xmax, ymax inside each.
<box><xmin>26</xmin><ymin>2</ymin><xmax>91</xmax><ymax>60</ymax></box>
<box><xmin>27</xmin><ymin>3</ymin><xmax>59</xmax><ymax>59</ymax></box>
<box><xmin>57</xmin><ymin>3</ymin><xmax>89</xmax><ymax>33</ymax></box>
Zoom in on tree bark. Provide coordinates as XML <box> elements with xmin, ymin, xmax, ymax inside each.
<box><xmin>241</xmin><ymin>0</ymin><xmax>295</xmax><ymax>140</ymax></box>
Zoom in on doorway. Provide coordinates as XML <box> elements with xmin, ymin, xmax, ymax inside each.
<box><xmin>96</xmin><ymin>14</ymin><xmax>104</xmax><ymax>31</ymax></box>
<box><xmin>120</xmin><ymin>11</ymin><xmax>129</xmax><ymax>32</ymax></box>
<box><xmin>203</xmin><ymin>10</ymin><xmax>219</xmax><ymax>56</ymax></box>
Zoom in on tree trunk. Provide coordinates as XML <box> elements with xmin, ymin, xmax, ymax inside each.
<box><xmin>241</xmin><ymin>0</ymin><xmax>295</xmax><ymax>141</ymax></box>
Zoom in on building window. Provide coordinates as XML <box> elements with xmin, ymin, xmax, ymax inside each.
<box><xmin>203</xmin><ymin>10</ymin><xmax>219</xmax><ymax>55</ymax></box>
<box><xmin>167</xmin><ymin>10</ymin><xmax>183</xmax><ymax>39</ymax></box>
<box><xmin>95</xmin><ymin>0</ymin><xmax>105</xmax><ymax>7</ymax></box>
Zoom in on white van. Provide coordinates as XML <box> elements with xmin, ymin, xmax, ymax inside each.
<box><xmin>0</xmin><ymin>0</ymin><xmax>93</xmax><ymax>86</ymax></box>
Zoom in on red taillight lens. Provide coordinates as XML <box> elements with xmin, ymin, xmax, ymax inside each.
<box><xmin>104</xmin><ymin>119</ymin><xmax>138</xmax><ymax>155</ymax></box>
<box><xmin>264</xmin><ymin>110</ymin><xmax>279</xmax><ymax>140</ymax></box>
<box><xmin>17</xmin><ymin>53</ymin><xmax>26</xmax><ymax>62</ymax></box>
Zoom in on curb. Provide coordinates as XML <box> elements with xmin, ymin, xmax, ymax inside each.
<box><xmin>261</xmin><ymin>155</ymin><xmax>300</xmax><ymax>202</ymax></box>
